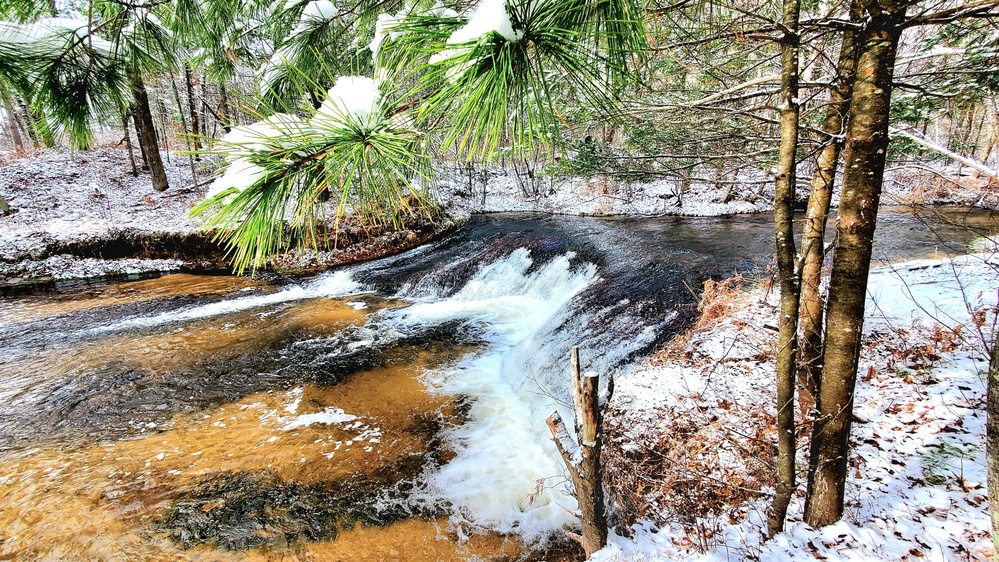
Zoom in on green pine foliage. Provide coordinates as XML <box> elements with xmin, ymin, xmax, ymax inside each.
<box><xmin>189</xmin><ymin>0</ymin><xmax>647</xmax><ymax>270</ymax></box>
<box><xmin>192</xmin><ymin>85</ymin><xmax>434</xmax><ymax>273</ymax></box>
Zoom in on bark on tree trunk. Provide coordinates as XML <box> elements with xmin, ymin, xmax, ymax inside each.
<box><xmin>122</xmin><ymin>110</ymin><xmax>138</xmax><ymax>177</ymax></box>
<box><xmin>184</xmin><ymin>65</ymin><xmax>202</xmax><ymax>158</ymax></box>
<box><xmin>987</xmin><ymin>326</ymin><xmax>999</xmax><ymax>562</ymax></box>
<box><xmin>20</xmin><ymin>98</ymin><xmax>53</xmax><ymax>148</ymax></box>
<box><xmin>547</xmin><ymin>347</ymin><xmax>610</xmax><ymax>557</ymax></box>
<box><xmin>798</xmin><ymin>0</ymin><xmax>862</xmax><ymax>407</ymax></box>
<box><xmin>158</xmin><ymin>99</ymin><xmax>171</xmax><ymax>164</ymax></box>
<box><xmin>768</xmin><ymin>0</ymin><xmax>802</xmax><ymax>537</ymax></box>
<box><xmin>804</xmin><ymin>1</ymin><xmax>906</xmax><ymax>528</ymax></box>
<box><xmin>129</xmin><ymin>71</ymin><xmax>170</xmax><ymax>192</ymax></box>
<box><xmin>200</xmin><ymin>79</ymin><xmax>209</xmax><ymax>138</ymax></box>
<box><xmin>975</xmin><ymin>101</ymin><xmax>998</xmax><ymax>177</ymax></box>
<box><xmin>2</xmin><ymin>95</ymin><xmax>27</xmax><ymax>154</ymax></box>
<box><xmin>131</xmin><ymin>106</ymin><xmax>148</xmax><ymax>169</ymax></box>
<box><xmin>170</xmin><ymin>74</ymin><xmax>200</xmax><ymax>189</ymax></box>
<box><xmin>218</xmin><ymin>82</ymin><xmax>232</xmax><ymax>133</ymax></box>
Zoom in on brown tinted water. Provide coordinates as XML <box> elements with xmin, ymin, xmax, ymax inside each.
<box><xmin>0</xmin><ymin>278</ymin><xmax>538</xmax><ymax>560</ymax></box>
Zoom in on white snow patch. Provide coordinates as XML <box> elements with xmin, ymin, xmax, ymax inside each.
<box><xmin>450</xmin><ymin>0</ymin><xmax>521</xmax><ymax>44</ymax></box>
<box><xmin>281</xmin><ymin>407</ymin><xmax>357</xmax><ymax>430</ymax></box>
<box><xmin>313</xmin><ymin>76</ymin><xmax>383</xmax><ymax>132</ymax></box>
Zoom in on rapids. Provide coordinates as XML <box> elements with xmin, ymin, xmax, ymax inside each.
<box><xmin>0</xmin><ymin>210</ymin><xmax>994</xmax><ymax>560</ymax></box>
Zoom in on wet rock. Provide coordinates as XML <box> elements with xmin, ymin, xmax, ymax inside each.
<box><xmin>156</xmin><ymin>469</ymin><xmax>435</xmax><ymax>550</ymax></box>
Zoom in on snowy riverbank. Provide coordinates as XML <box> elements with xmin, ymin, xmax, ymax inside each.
<box><xmin>598</xmin><ymin>250</ymin><xmax>999</xmax><ymax>561</ymax></box>
<box><xmin>1</xmin><ymin>147</ymin><xmax>996</xmax><ymax>286</ymax></box>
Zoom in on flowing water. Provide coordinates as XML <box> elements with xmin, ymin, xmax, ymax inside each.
<box><xmin>0</xmin><ymin>209</ymin><xmax>994</xmax><ymax>560</ymax></box>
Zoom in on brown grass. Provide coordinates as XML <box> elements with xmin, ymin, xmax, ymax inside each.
<box><xmin>605</xmin><ymin>272</ymin><xmax>775</xmax><ymax>547</ymax></box>
<box><xmin>603</xmin><ymin>399</ymin><xmax>773</xmax><ymax>537</ymax></box>
<box><xmin>651</xmin><ymin>274</ymin><xmax>746</xmax><ymax>366</ymax></box>
<box><xmin>892</xmin><ymin>168</ymin><xmax>999</xmax><ymax>207</ymax></box>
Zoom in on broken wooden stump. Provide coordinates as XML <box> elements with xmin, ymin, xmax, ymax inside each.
<box><xmin>546</xmin><ymin>346</ymin><xmax>613</xmax><ymax>558</ymax></box>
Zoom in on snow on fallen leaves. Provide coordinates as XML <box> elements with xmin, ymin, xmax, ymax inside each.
<box><xmin>598</xmin><ymin>254</ymin><xmax>998</xmax><ymax>561</ymax></box>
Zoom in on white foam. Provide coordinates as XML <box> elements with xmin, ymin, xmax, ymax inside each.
<box><xmin>390</xmin><ymin>249</ymin><xmax>599</xmax><ymax>538</ymax></box>
<box><xmin>282</xmin><ymin>407</ymin><xmax>357</xmax><ymax>430</ymax></box>
<box><xmin>92</xmin><ymin>270</ymin><xmax>364</xmax><ymax>332</ymax></box>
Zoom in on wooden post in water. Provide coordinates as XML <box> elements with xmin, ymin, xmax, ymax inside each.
<box><xmin>546</xmin><ymin>346</ymin><xmax>612</xmax><ymax>557</ymax></box>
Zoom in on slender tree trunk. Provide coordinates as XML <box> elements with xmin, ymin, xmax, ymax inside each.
<box><xmin>798</xmin><ymin>0</ymin><xmax>862</xmax><ymax>407</ymax></box>
<box><xmin>218</xmin><ymin>82</ymin><xmax>232</xmax><ymax>132</ymax></box>
<box><xmin>158</xmin><ymin>99</ymin><xmax>171</xmax><ymax>164</ymax></box>
<box><xmin>804</xmin><ymin>1</ymin><xmax>906</xmax><ymax>528</ymax></box>
<box><xmin>2</xmin><ymin>95</ymin><xmax>27</xmax><ymax>154</ymax></box>
<box><xmin>131</xmin><ymin>106</ymin><xmax>148</xmax><ymax>169</ymax></box>
<box><xmin>122</xmin><ymin>110</ymin><xmax>138</xmax><ymax>177</ymax></box>
<box><xmin>20</xmin><ymin>98</ymin><xmax>53</xmax><ymax>148</ymax></box>
<box><xmin>976</xmin><ymin>101</ymin><xmax>998</xmax><ymax>177</ymax></box>
<box><xmin>891</xmin><ymin>128</ymin><xmax>998</xmax><ymax>179</ymax></box>
<box><xmin>987</xmin><ymin>327</ymin><xmax>999</xmax><ymax>562</ymax></box>
<box><xmin>129</xmin><ymin>71</ymin><xmax>170</xmax><ymax>192</ymax></box>
<box><xmin>18</xmin><ymin>98</ymin><xmax>39</xmax><ymax>148</ymax></box>
<box><xmin>547</xmin><ymin>347</ymin><xmax>610</xmax><ymax>557</ymax></box>
<box><xmin>768</xmin><ymin>0</ymin><xmax>802</xmax><ymax>537</ymax></box>
<box><xmin>184</xmin><ymin>64</ymin><xmax>202</xmax><ymax>158</ymax></box>
<box><xmin>200</xmin><ymin>79</ymin><xmax>209</xmax><ymax>138</ymax></box>
<box><xmin>170</xmin><ymin>73</ymin><xmax>200</xmax><ymax>189</ymax></box>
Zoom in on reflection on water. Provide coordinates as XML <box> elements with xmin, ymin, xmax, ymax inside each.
<box><xmin>0</xmin><ymin>210</ymin><xmax>994</xmax><ymax>560</ymax></box>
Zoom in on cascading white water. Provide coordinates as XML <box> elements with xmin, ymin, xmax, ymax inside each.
<box><xmin>384</xmin><ymin>248</ymin><xmax>599</xmax><ymax>538</ymax></box>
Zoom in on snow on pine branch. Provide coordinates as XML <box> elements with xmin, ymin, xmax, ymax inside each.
<box><xmin>312</xmin><ymin>76</ymin><xmax>384</xmax><ymax>132</ymax></box>
<box><xmin>207</xmin><ymin>76</ymin><xmax>386</xmax><ymax>200</ymax></box>
<box><xmin>291</xmin><ymin>0</ymin><xmax>340</xmax><ymax>34</ymax></box>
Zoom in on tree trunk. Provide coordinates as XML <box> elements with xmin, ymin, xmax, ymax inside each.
<box><xmin>131</xmin><ymin>106</ymin><xmax>148</xmax><ymax>169</ymax></box>
<box><xmin>798</xmin><ymin>0</ymin><xmax>862</xmax><ymax>407</ymax></box>
<box><xmin>200</xmin><ymin>79</ymin><xmax>209</xmax><ymax>138</ymax></box>
<box><xmin>891</xmin><ymin>128</ymin><xmax>998</xmax><ymax>179</ymax></box>
<box><xmin>20</xmin><ymin>98</ymin><xmax>53</xmax><ymax>148</ymax></box>
<box><xmin>129</xmin><ymin>71</ymin><xmax>170</xmax><ymax>192</ymax></box>
<box><xmin>767</xmin><ymin>0</ymin><xmax>801</xmax><ymax>537</ymax></box>
<box><xmin>158</xmin><ymin>99</ymin><xmax>171</xmax><ymax>164</ymax></box>
<box><xmin>987</xmin><ymin>326</ymin><xmax>999</xmax><ymax>562</ymax></box>
<box><xmin>185</xmin><ymin>64</ymin><xmax>202</xmax><ymax>158</ymax></box>
<box><xmin>804</xmin><ymin>1</ymin><xmax>906</xmax><ymax>528</ymax></box>
<box><xmin>547</xmin><ymin>347</ymin><xmax>610</xmax><ymax>557</ymax></box>
<box><xmin>218</xmin><ymin>82</ymin><xmax>232</xmax><ymax>133</ymax></box>
<box><xmin>122</xmin><ymin>110</ymin><xmax>138</xmax><ymax>177</ymax></box>
<box><xmin>2</xmin><ymin>95</ymin><xmax>27</xmax><ymax>154</ymax></box>
<box><xmin>985</xmin><ymin>320</ymin><xmax>999</xmax><ymax>562</ymax></box>
<box><xmin>170</xmin><ymin>73</ymin><xmax>200</xmax><ymax>189</ymax></box>
<box><xmin>975</xmin><ymin>100</ymin><xmax>998</xmax><ymax>178</ymax></box>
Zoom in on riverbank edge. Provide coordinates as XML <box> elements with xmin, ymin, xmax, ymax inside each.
<box><xmin>0</xmin><ymin>213</ymin><xmax>467</xmax><ymax>295</ymax></box>
<box><xmin>2</xmin><ymin>147</ymin><xmax>995</xmax><ymax>290</ymax></box>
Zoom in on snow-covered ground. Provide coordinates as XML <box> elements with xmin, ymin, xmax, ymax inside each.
<box><xmin>0</xmin><ymin>147</ymin><xmax>204</xmax><ymax>280</ymax></box>
<box><xmin>598</xmin><ymin>247</ymin><xmax>999</xmax><ymax>561</ymax></box>
<box><xmin>435</xmin><ymin>163</ymin><xmax>775</xmax><ymax>217</ymax></box>
<box><xmin>1</xmin><ymin>147</ymin><xmax>994</xmax><ymax>283</ymax></box>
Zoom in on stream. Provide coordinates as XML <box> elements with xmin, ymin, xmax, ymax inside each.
<box><xmin>0</xmin><ymin>209</ymin><xmax>994</xmax><ymax>560</ymax></box>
